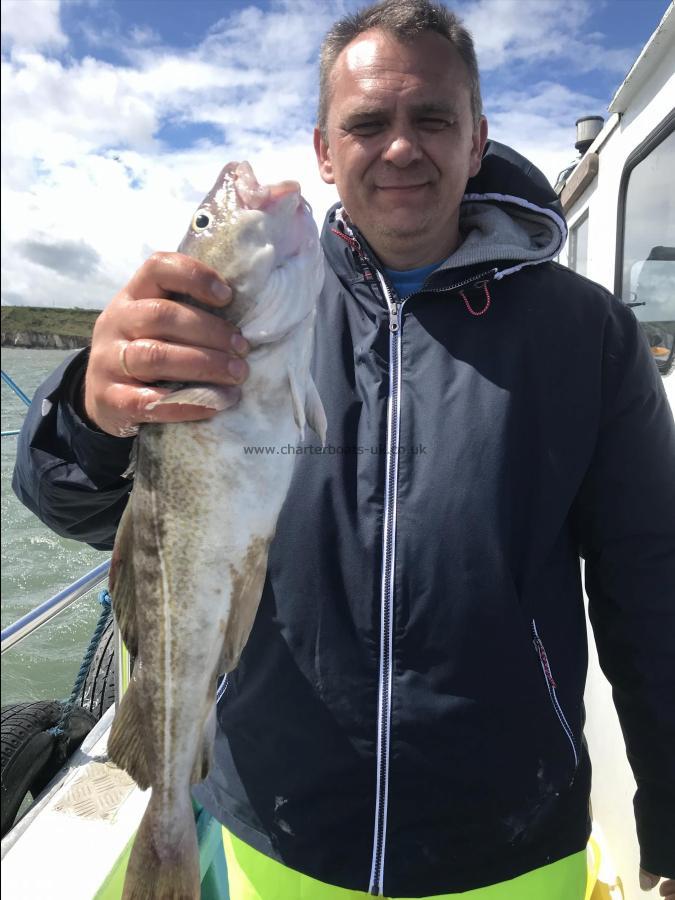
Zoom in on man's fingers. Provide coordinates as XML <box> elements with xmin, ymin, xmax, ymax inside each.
<box><xmin>126</xmin><ymin>252</ymin><xmax>232</xmax><ymax>308</ymax></box>
<box><xmin>120</xmin><ymin>340</ymin><xmax>249</xmax><ymax>386</ymax></box>
<box><xmin>121</xmin><ymin>297</ymin><xmax>249</xmax><ymax>356</ymax></box>
<box><xmin>640</xmin><ymin>869</ymin><xmax>675</xmax><ymax>897</ymax></box>
<box><xmin>641</xmin><ymin>869</ymin><xmax>660</xmax><ymax>891</ymax></box>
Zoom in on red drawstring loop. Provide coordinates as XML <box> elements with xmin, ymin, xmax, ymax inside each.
<box><xmin>459</xmin><ymin>282</ymin><xmax>491</xmax><ymax>316</ymax></box>
<box><xmin>330</xmin><ymin>227</ymin><xmax>360</xmax><ymax>251</ymax></box>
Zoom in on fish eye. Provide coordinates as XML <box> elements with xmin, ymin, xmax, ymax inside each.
<box><xmin>192</xmin><ymin>210</ymin><xmax>211</xmax><ymax>231</ymax></box>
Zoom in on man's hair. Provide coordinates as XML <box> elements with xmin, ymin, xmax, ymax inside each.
<box><xmin>317</xmin><ymin>0</ymin><xmax>482</xmax><ymax>141</ymax></box>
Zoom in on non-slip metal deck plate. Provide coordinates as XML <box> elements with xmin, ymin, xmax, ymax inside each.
<box><xmin>53</xmin><ymin>760</ymin><xmax>135</xmax><ymax>823</ymax></box>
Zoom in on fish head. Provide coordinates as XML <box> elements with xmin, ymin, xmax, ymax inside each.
<box><xmin>178</xmin><ymin>162</ymin><xmax>323</xmax><ymax>333</ymax></box>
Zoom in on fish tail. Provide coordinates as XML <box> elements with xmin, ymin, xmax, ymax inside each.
<box><xmin>122</xmin><ymin>795</ymin><xmax>200</xmax><ymax>900</ymax></box>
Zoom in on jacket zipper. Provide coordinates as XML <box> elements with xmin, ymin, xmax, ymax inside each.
<box><xmin>333</xmin><ymin>221</ymin><xmax>500</xmax><ymax>892</ymax></box>
<box><xmin>216</xmin><ymin>674</ymin><xmax>229</xmax><ymax>702</ymax></box>
<box><xmin>367</xmin><ymin>263</ymin><xmax>499</xmax><ymax>896</ymax></box>
<box><xmin>369</xmin><ymin>270</ymin><xmax>402</xmax><ymax>896</ymax></box>
<box><xmin>402</xmin><ymin>266</ymin><xmax>498</xmax><ymax>299</ymax></box>
<box><xmin>531</xmin><ymin>620</ymin><xmax>579</xmax><ymax>768</ymax></box>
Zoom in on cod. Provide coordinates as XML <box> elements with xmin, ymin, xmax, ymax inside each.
<box><xmin>107</xmin><ymin>162</ymin><xmax>326</xmax><ymax>900</ymax></box>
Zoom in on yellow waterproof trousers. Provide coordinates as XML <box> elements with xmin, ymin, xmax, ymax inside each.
<box><xmin>222</xmin><ymin>828</ymin><xmax>589</xmax><ymax>900</ymax></box>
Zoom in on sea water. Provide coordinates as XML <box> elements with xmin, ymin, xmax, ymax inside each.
<box><xmin>1</xmin><ymin>347</ymin><xmax>109</xmax><ymax>706</ymax></box>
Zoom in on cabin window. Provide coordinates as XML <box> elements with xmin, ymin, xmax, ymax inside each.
<box><xmin>569</xmin><ymin>212</ymin><xmax>589</xmax><ymax>277</ymax></box>
<box><xmin>618</xmin><ymin>121</ymin><xmax>675</xmax><ymax>372</ymax></box>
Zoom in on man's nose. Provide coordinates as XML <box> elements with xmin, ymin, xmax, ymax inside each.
<box><xmin>382</xmin><ymin>128</ymin><xmax>423</xmax><ymax>167</ymax></box>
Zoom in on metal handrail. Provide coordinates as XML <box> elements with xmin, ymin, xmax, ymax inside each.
<box><xmin>1</xmin><ymin>559</ymin><xmax>111</xmax><ymax>655</ymax></box>
<box><xmin>1</xmin><ymin>369</ymin><xmax>32</xmax><ymax>407</ymax></box>
<box><xmin>1</xmin><ymin>368</ymin><xmax>31</xmax><ymax>437</ymax></box>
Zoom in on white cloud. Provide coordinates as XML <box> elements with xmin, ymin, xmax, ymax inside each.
<box><xmin>462</xmin><ymin>0</ymin><xmax>635</xmax><ymax>75</ymax></box>
<box><xmin>485</xmin><ymin>81</ymin><xmax>607</xmax><ymax>185</ymax></box>
<box><xmin>1</xmin><ymin>0</ymin><xmax>67</xmax><ymax>52</ymax></box>
<box><xmin>0</xmin><ymin>0</ymin><xmax>645</xmax><ymax>308</ymax></box>
<box><xmin>0</xmin><ymin>0</ymin><xmax>340</xmax><ymax>308</ymax></box>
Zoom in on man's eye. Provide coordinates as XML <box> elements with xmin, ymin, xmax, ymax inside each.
<box><xmin>418</xmin><ymin>118</ymin><xmax>451</xmax><ymax>131</ymax></box>
<box><xmin>349</xmin><ymin>122</ymin><xmax>382</xmax><ymax>136</ymax></box>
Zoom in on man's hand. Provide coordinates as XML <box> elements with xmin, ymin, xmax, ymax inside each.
<box><xmin>84</xmin><ymin>252</ymin><xmax>250</xmax><ymax>436</ymax></box>
<box><xmin>640</xmin><ymin>869</ymin><xmax>675</xmax><ymax>897</ymax></box>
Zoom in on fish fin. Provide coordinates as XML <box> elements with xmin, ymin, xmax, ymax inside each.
<box><xmin>191</xmin><ymin>704</ymin><xmax>216</xmax><ymax>784</ymax></box>
<box><xmin>221</xmin><ymin>536</ymin><xmax>270</xmax><ymax>673</ymax></box>
<box><xmin>108</xmin><ymin>682</ymin><xmax>152</xmax><ymax>789</ymax></box>
<box><xmin>110</xmin><ymin>503</ymin><xmax>139</xmax><ymax>658</ymax></box>
<box><xmin>121</xmin><ymin>795</ymin><xmax>200</xmax><ymax>900</ymax></box>
<box><xmin>305</xmin><ymin>374</ymin><xmax>327</xmax><ymax>446</ymax></box>
<box><xmin>147</xmin><ymin>385</ymin><xmax>241</xmax><ymax>411</ymax></box>
<box><xmin>122</xmin><ymin>438</ymin><xmax>138</xmax><ymax>479</ymax></box>
<box><xmin>287</xmin><ymin>367</ymin><xmax>306</xmax><ymax>439</ymax></box>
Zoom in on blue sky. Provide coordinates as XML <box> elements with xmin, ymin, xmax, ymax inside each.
<box><xmin>1</xmin><ymin>0</ymin><xmax>671</xmax><ymax>308</ymax></box>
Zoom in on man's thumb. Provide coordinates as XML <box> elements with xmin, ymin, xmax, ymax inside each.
<box><xmin>640</xmin><ymin>868</ymin><xmax>659</xmax><ymax>891</ymax></box>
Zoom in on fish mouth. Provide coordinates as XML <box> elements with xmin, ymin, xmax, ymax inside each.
<box><xmin>229</xmin><ymin>161</ymin><xmax>301</xmax><ymax>211</ymax></box>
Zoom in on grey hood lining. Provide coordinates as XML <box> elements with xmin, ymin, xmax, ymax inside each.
<box><xmin>437</xmin><ymin>192</ymin><xmax>567</xmax><ymax>280</ymax></box>
<box><xmin>332</xmin><ymin>192</ymin><xmax>567</xmax><ymax>283</ymax></box>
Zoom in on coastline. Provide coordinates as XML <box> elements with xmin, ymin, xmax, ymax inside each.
<box><xmin>1</xmin><ymin>306</ymin><xmax>99</xmax><ymax>350</ymax></box>
<box><xmin>2</xmin><ymin>332</ymin><xmax>89</xmax><ymax>350</ymax></box>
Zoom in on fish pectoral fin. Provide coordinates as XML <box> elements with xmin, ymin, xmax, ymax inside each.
<box><xmin>219</xmin><ymin>536</ymin><xmax>270</xmax><ymax>674</ymax></box>
<box><xmin>287</xmin><ymin>367</ymin><xmax>327</xmax><ymax>445</ymax></box>
<box><xmin>147</xmin><ymin>385</ymin><xmax>241</xmax><ymax>411</ymax></box>
<box><xmin>287</xmin><ymin>367</ymin><xmax>307</xmax><ymax>439</ymax></box>
<box><xmin>305</xmin><ymin>374</ymin><xmax>327</xmax><ymax>446</ymax></box>
<box><xmin>192</xmin><ymin>703</ymin><xmax>217</xmax><ymax>784</ymax></box>
<box><xmin>110</xmin><ymin>503</ymin><xmax>139</xmax><ymax>657</ymax></box>
<box><xmin>108</xmin><ymin>682</ymin><xmax>152</xmax><ymax>789</ymax></box>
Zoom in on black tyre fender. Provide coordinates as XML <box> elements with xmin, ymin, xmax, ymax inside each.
<box><xmin>0</xmin><ymin>700</ymin><xmax>96</xmax><ymax>838</ymax></box>
<box><xmin>78</xmin><ymin>615</ymin><xmax>116</xmax><ymax>721</ymax></box>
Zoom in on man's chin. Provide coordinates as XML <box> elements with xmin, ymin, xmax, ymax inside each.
<box><xmin>378</xmin><ymin>219</ymin><xmax>431</xmax><ymax>241</ymax></box>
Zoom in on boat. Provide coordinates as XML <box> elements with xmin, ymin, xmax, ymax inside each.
<box><xmin>554</xmin><ymin>6</ymin><xmax>674</xmax><ymax>897</ymax></box>
<box><xmin>1</xmin><ymin>8</ymin><xmax>673</xmax><ymax>896</ymax></box>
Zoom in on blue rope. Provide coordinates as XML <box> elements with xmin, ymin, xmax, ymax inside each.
<box><xmin>1</xmin><ymin>369</ymin><xmax>32</xmax><ymax>407</ymax></box>
<box><xmin>48</xmin><ymin>589</ymin><xmax>113</xmax><ymax>739</ymax></box>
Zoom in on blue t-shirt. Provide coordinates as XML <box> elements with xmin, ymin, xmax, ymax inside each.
<box><xmin>384</xmin><ymin>261</ymin><xmax>441</xmax><ymax>299</ymax></box>
<box><xmin>384</xmin><ymin>261</ymin><xmax>477</xmax><ymax>300</ymax></box>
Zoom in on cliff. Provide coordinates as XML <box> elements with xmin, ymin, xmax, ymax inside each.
<box><xmin>2</xmin><ymin>330</ymin><xmax>89</xmax><ymax>350</ymax></box>
<box><xmin>1</xmin><ymin>306</ymin><xmax>100</xmax><ymax>349</ymax></box>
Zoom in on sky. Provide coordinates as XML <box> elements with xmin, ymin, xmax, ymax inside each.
<box><xmin>1</xmin><ymin>0</ymin><xmax>671</xmax><ymax>309</ymax></box>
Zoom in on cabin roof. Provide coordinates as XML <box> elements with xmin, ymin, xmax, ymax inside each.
<box><xmin>609</xmin><ymin>3</ymin><xmax>674</xmax><ymax>114</ymax></box>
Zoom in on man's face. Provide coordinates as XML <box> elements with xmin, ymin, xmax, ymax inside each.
<box><xmin>314</xmin><ymin>29</ymin><xmax>488</xmax><ymax>268</ymax></box>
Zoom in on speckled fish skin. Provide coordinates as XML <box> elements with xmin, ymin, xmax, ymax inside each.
<box><xmin>107</xmin><ymin>162</ymin><xmax>326</xmax><ymax>900</ymax></box>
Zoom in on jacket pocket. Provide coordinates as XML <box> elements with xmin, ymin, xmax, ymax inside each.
<box><xmin>531</xmin><ymin>619</ymin><xmax>579</xmax><ymax>770</ymax></box>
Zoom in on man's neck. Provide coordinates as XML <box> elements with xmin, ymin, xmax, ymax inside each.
<box><xmin>355</xmin><ymin>223</ymin><xmax>463</xmax><ymax>270</ymax></box>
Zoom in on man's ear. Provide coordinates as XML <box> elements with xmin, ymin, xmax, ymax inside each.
<box><xmin>469</xmin><ymin>116</ymin><xmax>489</xmax><ymax>178</ymax></box>
<box><xmin>314</xmin><ymin>127</ymin><xmax>335</xmax><ymax>185</ymax></box>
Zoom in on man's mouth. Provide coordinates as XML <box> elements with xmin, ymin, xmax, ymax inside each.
<box><xmin>376</xmin><ymin>183</ymin><xmax>428</xmax><ymax>191</ymax></box>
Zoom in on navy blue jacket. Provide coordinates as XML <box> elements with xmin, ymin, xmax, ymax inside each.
<box><xmin>13</xmin><ymin>142</ymin><xmax>675</xmax><ymax>894</ymax></box>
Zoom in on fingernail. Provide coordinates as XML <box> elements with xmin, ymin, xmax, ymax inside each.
<box><xmin>228</xmin><ymin>358</ymin><xmax>247</xmax><ymax>380</ymax></box>
<box><xmin>212</xmin><ymin>279</ymin><xmax>231</xmax><ymax>302</ymax></box>
<box><xmin>231</xmin><ymin>333</ymin><xmax>249</xmax><ymax>355</ymax></box>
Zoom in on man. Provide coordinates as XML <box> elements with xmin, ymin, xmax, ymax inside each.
<box><xmin>13</xmin><ymin>1</ymin><xmax>675</xmax><ymax>897</ymax></box>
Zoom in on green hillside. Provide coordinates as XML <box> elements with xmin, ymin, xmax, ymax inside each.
<box><xmin>1</xmin><ymin>305</ymin><xmax>100</xmax><ymax>339</ymax></box>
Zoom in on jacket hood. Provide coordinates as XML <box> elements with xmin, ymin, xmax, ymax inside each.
<box><xmin>321</xmin><ymin>139</ymin><xmax>567</xmax><ymax>282</ymax></box>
